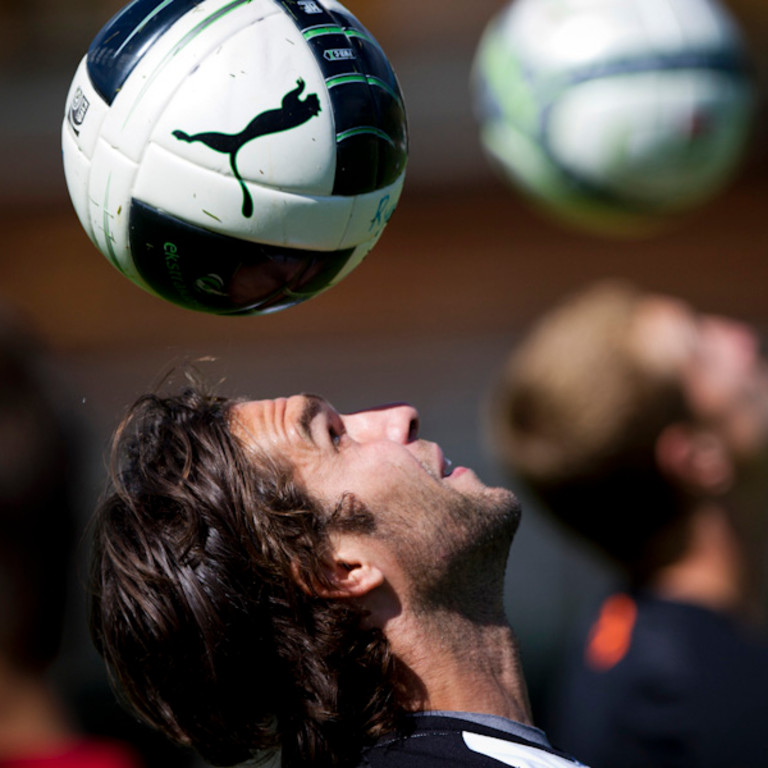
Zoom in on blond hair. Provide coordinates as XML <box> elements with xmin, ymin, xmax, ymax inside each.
<box><xmin>492</xmin><ymin>281</ymin><xmax>688</xmax><ymax>576</ymax></box>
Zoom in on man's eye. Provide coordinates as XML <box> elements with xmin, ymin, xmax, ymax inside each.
<box><xmin>329</xmin><ymin>427</ymin><xmax>342</xmax><ymax>447</ymax></box>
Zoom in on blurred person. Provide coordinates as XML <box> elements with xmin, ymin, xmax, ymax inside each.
<box><xmin>89</xmin><ymin>379</ymin><xmax>591</xmax><ymax>768</ymax></box>
<box><xmin>0</xmin><ymin>301</ymin><xmax>143</xmax><ymax>768</ymax></box>
<box><xmin>492</xmin><ymin>279</ymin><xmax>768</xmax><ymax>768</ymax></box>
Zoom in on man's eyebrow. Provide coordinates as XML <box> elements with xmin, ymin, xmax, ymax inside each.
<box><xmin>297</xmin><ymin>395</ymin><xmax>325</xmax><ymax>442</ymax></box>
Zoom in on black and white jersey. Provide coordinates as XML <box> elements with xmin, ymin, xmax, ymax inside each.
<box><xmin>358</xmin><ymin>712</ymin><xmax>588</xmax><ymax>767</ymax></box>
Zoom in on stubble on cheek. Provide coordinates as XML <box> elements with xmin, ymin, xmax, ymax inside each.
<box><xmin>378</xmin><ymin>484</ymin><xmax>522</xmax><ymax>605</ymax></box>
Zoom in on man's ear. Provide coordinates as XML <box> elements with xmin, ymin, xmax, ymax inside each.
<box><xmin>655</xmin><ymin>423</ymin><xmax>734</xmax><ymax>496</ymax></box>
<box><xmin>320</xmin><ymin>558</ymin><xmax>385</xmax><ymax>599</ymax></box>
<box><xmin>292</xmin><ymin>534</ymin><xmax>385</xmax><ymax>599</ymax></box>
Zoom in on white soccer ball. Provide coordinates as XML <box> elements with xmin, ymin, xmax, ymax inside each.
<box><xmin>62</xmin><ymin>0</ymin><xmax>407</xmax><ymax>315</ymax></box>
<box><xmin>472</xmin><ymin>0</ymin><xmax>754</xmax><ymax>235</ymax></box>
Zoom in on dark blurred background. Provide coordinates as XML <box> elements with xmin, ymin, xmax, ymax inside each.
<box><xmin>1</xmin><ymin>0</ymin><xmax>768</xmax><ymax>764</ymax></box>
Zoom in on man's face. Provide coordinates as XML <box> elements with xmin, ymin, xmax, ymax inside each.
<box><xmin>230</xmin><ymin>395</ymin><xmax>521</xmax><ymax>596</ymax></box>
<box><xmin>633</xmin><ymin>295</ymin><xmax>768</xmax><ymax>460</ymax></box>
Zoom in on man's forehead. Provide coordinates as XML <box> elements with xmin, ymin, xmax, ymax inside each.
<box><xmin>230</xmin><ymin>394</ymin><xmax>330</xmax><ymax>445</ymax></box>
<box><xmin>631</xmin><ymin>295</ymin><xmax>696</xmax><ymax>376</ymax></box>
<box><xmin>228</xmin><ymin>400</ymin><xmax>271</xmax><ymax>448</ymax></box>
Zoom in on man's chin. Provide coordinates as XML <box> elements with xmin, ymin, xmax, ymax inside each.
<box><xmin>469</xmin><ymin>486</ymin><xmax>523</xmax><ymax>542</ymax></box>
<box><xmin>483</xmin><ymin>485</ymin><xmax>522</xmax><ymax>516</ymax></box>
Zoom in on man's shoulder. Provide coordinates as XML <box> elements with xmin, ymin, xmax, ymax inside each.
<box><xmin>357</xmin><ymin>714</ymin><xmax>587</xmax><ymax>768</ymax></box>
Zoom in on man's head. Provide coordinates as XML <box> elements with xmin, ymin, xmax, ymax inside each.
<box><xmin>91</xmin><ymin>381</ymin><xmax>520</xmax><ymax>766</ymax></box>
<box><xmin>493</xmin><ymin>280</ymin><xmax>768</xmax><ymax>578</ymax></box>
<box><xmin>231</xmin><ymin>395</ymin><xmax>520</xmax><ymax>609</ymax></box>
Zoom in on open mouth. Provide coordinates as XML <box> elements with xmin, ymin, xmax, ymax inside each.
<box><xmin>442</xmin><ymin>457</ymin><xmax>454</xmax><ymax>478</ymax></box>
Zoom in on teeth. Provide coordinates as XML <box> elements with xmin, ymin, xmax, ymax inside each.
<box><xmin>443</xmin><ymin>457</ymin><xmax>453</xmax><ymax>477</ymax></box>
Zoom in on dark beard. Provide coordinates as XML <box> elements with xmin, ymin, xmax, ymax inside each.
<box><xmin>402</xmin><ymin>487</ymin><xmax>522</xmax><ymax>618</ymax></box>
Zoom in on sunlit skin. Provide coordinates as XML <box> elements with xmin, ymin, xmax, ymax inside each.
<box><xmin>231</xmin><ymin>394</ymin><xmax>503</xmax><ymax>503</ymax></box>
<box><xmin>230</xmin><ymin>394</ymin><xmax>532</xmax><ymax>723</ymax></box>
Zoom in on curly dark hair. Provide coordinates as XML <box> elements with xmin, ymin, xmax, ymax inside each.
<box><xmin>89</xmin><ymin>381</ymin><xmax>404</xmax><ymax>767</ymax></box>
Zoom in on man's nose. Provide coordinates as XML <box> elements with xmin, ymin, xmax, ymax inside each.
<box><xmin>343</xmin><ymin>403</ymin><xmax>420</xmax><ymax>443</ymax></box>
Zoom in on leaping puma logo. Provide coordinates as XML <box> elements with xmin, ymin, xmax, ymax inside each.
<box><xmin>173</xmin><ymin>78</ymin><xmax>321</xmax><ymax>218</ymax></box>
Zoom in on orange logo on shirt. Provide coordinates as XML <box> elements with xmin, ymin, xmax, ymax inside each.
<box><xmin>585</xmin><ymin>593</ymin><xmax>637</xmax><ymax>671</ymax></box>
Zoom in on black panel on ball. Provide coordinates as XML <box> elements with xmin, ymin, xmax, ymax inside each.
<box><xmin>87</xmin><ymin>0</ymin><xmax>257</xmax><ymax>106</ymax></box>
<box><xmin>332</xmin><ymin>7</ymin><xmax>408</xmax><ymax>187</ymax></box>
<box><xmin>275</xmin><ymin>0</ymin><xmax>408</xmax><ymax>196</ymax></box>
<box><xmin>128</xmin><ymin>200</ymin><xmax>355</xmax><ymax>315</ymax></box>
<box><xmin>87</xmin><ymin>0</ymin><xmax>203</xmax><ymax>105</ymax></box>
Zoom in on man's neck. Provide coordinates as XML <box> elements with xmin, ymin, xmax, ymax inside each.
<box><xmin>387</xmin><ymin>605</ymin><xmax>533</xmax><ymax>726</ymax></box>
<box><xmin>651</xmin><ymin>502</ymin><xmax>751</xmax><ymax>617</ymax></box>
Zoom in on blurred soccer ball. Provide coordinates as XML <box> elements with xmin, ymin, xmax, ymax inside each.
<box><xmin>472</xmin><ymin>0</ymin><xmax>754</xmax><ymax>235</ymax></box>
<box><xmin>62</xmin><ymin>0</ymin><xmax>407</xmax><ymax>315</ymax></box>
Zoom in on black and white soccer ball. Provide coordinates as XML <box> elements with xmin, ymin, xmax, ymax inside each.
<box><xmin>472</xmin><ymin>0</ymin><xmax>754</xmax><ymax>235</ymax></box>
<box><xmin>62</xmin><ymin>0</ymin><xmax>407</xmax><ymax>315</ymax></box>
